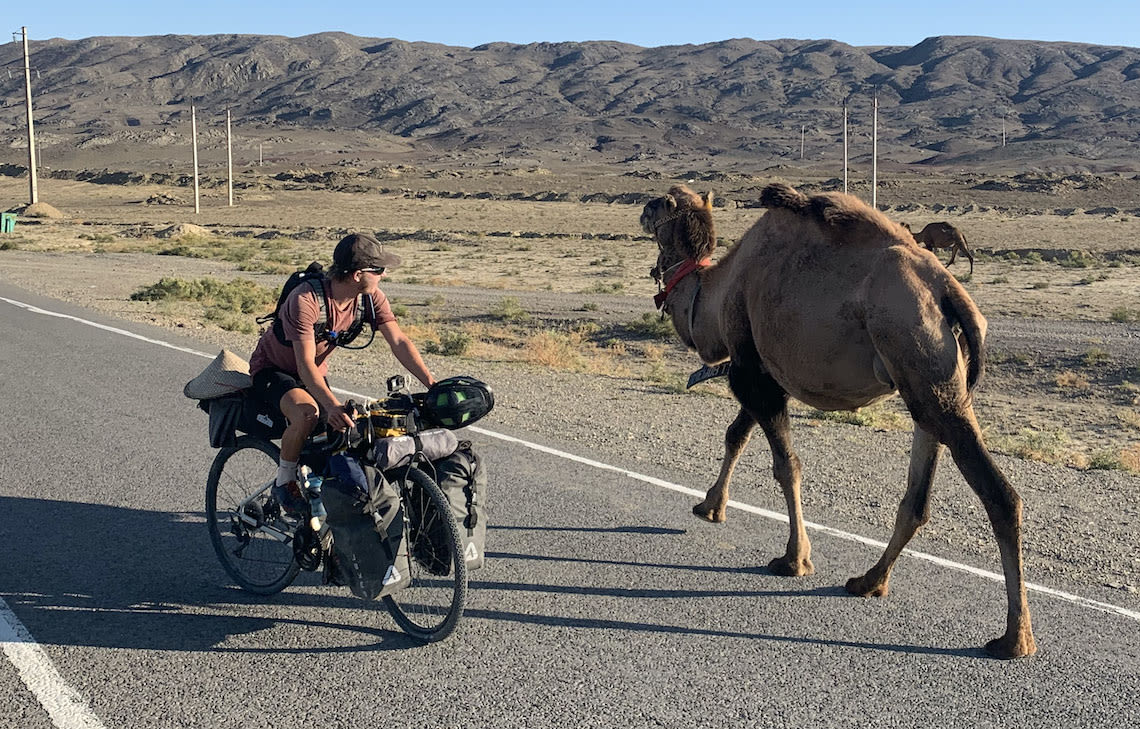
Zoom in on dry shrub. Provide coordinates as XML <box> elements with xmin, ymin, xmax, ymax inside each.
<box><xmin>1121</xmin><ymin>444</ymin><xmax>1140</xmax><ymax>472</ymax></box>
<box><xmin>1119</xmin><ymin>409</ymin><xmax>1140</xmax><ymax>430</ymax></box>
<box><xmin>401</xmin><ymin>321</ymin><xmax>442</xmax><ymax>347</ymax></box>
<box><xmin>1055</xmin><ymin>370</ymin><xmax>1090</xmax><ymax>389</ymax></box>
<box><xmin>642</xmin><ymin>343</ymin><xmax>665</xmax><ymax>362</ymax></box>
<box><xmin>523</xmin><ymin>330</ymin><xmax>583</xmax><ymax>369</ymax></box>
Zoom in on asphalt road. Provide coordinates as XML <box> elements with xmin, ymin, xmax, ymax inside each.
<box><xmin>1</xmin><ymin>282</ymin><xmax>1138</xmax><ymax>729</ymax></box>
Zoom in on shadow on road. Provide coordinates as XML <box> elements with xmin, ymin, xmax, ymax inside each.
<box><xmin>0</xmin><ymin>495</ymin><xmax>420</xmax><ymax>653</ymax></box>
<box><xmin>3</xmin><ymin>497</ymin><xmax>977</xmax><ymax>659</ymax></box>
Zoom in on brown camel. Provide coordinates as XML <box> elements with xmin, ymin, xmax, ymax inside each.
<box><xmin>901</xmin><ymin>221</ymin><xmax>975</xmax><ymax>274</ymax></box>
<box><xmin>641</xmin><ymin>183</ymin><xmax>1035</xmax><ymax>659</ymax></box>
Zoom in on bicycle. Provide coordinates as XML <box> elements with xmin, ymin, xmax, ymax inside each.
<box><xmin>205</xmin><ymin>376</ymin><xmax>469</xmax><ymax>642</ymax></box>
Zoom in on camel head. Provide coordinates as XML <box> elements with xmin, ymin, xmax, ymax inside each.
<box><xmin>641</xmin><ymin>185</ymin><xmax>716</xmax><ymax>281</ymax></box>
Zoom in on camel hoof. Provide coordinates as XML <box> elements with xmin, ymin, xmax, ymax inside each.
<box><xmin>692</xmin><ymin>502</ymin><xmax>726</xmax><ymax>523</ymax></box>
<box><xmin>767</xmin><ymin>555</ymin><xmax>814</xmax><ymax>577</ymax></box>
<box><xmin>984</xmin><ymin>632</ymin><xmax>1037</xmax><ymax>660</ymax></box>
<box><xmin>845</xmin><ymin>575</ymin><xmax>888</xmax><ymax>597</ymax></box>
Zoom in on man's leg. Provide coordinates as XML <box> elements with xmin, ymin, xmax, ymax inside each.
<box><xmin>272</xmin><ymin>383</ymin><xmax>320</xmax><ymax>516</ymax></box>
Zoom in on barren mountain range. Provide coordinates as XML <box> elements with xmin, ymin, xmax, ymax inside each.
<box><xmin>1</xmin><ymin>32</ymin><xmax>1138</xmax><ymax>172</ymax></box>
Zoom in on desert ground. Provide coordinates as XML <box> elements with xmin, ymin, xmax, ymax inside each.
<box><xmin>1</xmin><ymin>165</ymin><xmax>1139</xmax><ymax>475</ymax></box>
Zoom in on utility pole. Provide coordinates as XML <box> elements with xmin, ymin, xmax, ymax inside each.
<box><xmin>226</xmin><ymin>109</ymin><xmax>233</xmax><ymax>207</ymax></box>
<box><xmin>871</xmin><ymin>95</ymin><xmax>878</xmax><ymax>210</ymax></box>
<box><xmin>191</xmin><ymin>104</ymin><xmax>200</xmax><ymax>215</ymax></box>
<box><xmin>842</xmin><ymin>102</ymin><xmax>848</xmax><ymax>195</ymax></box>
<box><xmin>800</xmin><ymin>124</ymin><xmax>805</xmax><ymax>160</ymax></box>
<box><xmin>21</xmin><ymin>27</ymin><xmax>38</xmax><ymax>205</ymax></box>
<box><xmin>259</xmin><ymin>142</ymin><xmax>263</xmax><ymax>166</ymax></box>
<box><xmin>1002</xmin><ymin>115</ymin><xmax>1007</xmax><ymax>147</ymax></box>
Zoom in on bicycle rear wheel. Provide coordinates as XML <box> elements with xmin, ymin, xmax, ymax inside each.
<box><xmin>383</xmin><ymin>467</ymin><xmax>468</xmax><ymax>642</ymax></box>
<box><xmin>206</xmin><ymin>435</ymin><xmax>300</xmax><ymax>595</ymax></box>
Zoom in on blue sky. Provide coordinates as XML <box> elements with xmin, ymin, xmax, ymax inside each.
<box><xmin>11</xmin><ymin>0</ymin><xmax>1140</xmax><ymax>48</ymax></box>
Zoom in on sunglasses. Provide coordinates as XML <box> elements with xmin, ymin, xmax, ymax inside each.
<box><xmin>359</xmin><ymin>267</ymin><xmax>386</xmax><ymax>275</ymax></box>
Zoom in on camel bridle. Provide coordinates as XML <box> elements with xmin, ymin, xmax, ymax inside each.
<box><xmin>649</xmin><ymin>206</ymin><xmax>712</xmax><ymax>344</ymax></box>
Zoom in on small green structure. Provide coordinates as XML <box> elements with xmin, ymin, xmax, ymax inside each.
<box><xmin>0</xmin><ymin>213</ymin><xmax>16</xmax><ymax>233</ymax></box>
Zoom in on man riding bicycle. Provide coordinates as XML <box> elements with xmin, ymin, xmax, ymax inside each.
<box><xmin>248</xmin><ymin>232</ymin><xmax>435</xmax><ymax>515</ymax></box>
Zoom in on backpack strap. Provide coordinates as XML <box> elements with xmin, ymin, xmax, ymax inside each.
<box><xmin>273</xmin><ymin>277</ymin><xmax>336</xmax><ymax>348</ymax></box>
<box><xmin>307</xmin><ymin>278</ymin><xmax>333</xmax><ymax>343</ymax></box>
<box><xmin>336</xmin><ymin>293</ymin><xmax>378</xmax><ymax>350</ymax></box>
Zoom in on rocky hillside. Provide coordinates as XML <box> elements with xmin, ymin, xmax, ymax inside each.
<box><xmin>1</xmin><ymin>33</ymin><xmax>1138</xmax><ymax>171</ymax></box>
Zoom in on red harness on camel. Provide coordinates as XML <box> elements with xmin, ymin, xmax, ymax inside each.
<box><xmin>653</xmin><ymin>257</ymin><xmax>711</xmax><ymax>310</ymax></box>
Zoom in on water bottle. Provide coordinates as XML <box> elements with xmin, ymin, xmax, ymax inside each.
<box><xmin>305</xmin><ymin>471</ymin><xmax>327</xmax><ymax>531</ymax></box>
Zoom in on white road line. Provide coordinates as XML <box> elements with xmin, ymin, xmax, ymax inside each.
<box><xmin>0</xmin><ymin>597</ymin><xmax>107</xmax><ymax>729</ymax></box>
<box><xmin>5</xmin><ymin>294</ymin><xmax>1139</xmax><ymax>624</ymax></box>
<box><xmin>464</xmin><ymin>426</ymin><xmax>1140</xmax><ymax>623</ymax></box>
<box><xmin>0</xmin><ymin>294</ymin><xmax>1137</xmax><ymax>727</ymax></box>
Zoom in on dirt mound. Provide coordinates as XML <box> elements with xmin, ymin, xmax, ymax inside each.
<box><xmin>20</xmin><ymin>202</ymin><xmax>66</xmax><ymax>219</ymax></box>
<box><xmin>156</xmin><ymin>223</ymin><xmax>211</xmax><ymax>239</ymax></box>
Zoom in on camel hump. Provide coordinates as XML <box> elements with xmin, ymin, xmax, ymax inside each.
<box><xmin>761</xmin><ymin>182</ymin><xmax>893</xmax><ymax>238</ymax></box>
<box><xmin>760</xmin><ymin>183</ymin><xmax>810</xmax><ymax>213</ymax></box>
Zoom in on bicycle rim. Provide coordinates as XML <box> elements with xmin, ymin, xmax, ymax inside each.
<box><xmin>206</xmin><ymin>435</ymin><xmax>300</xmax><ymax>595</ymax></box>
<box><xmin>382</xmin><ymin>468</ymin><xmax>467</xmax><ymax>642</ymax></box>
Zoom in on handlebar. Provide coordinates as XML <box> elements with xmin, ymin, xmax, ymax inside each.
<box><xmin>303</xmin><ymin>388</ymin><xmax>427</xmax><ymax>456</ymax></box>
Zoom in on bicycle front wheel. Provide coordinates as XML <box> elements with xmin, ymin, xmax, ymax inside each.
<box><xmin>383</xmin><ymin>467</ymin><xmax>468</xmax><ymax>642</ymax></box>
<box><xmin>206</xmin><ymin>435</ymin><xmax>300</xmax><ymax>595</ymax></box>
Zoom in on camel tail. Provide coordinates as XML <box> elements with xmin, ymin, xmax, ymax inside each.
<box><xmin>940</xmin><ymin>288</ymin><xmax>986</xmax><ymax>392</ymax></box>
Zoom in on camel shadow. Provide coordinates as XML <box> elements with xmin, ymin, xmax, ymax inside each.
<box><xmin>491</xmin><ymin>524</ymin><xmax>686</xmax><ymax>535</ymax></box>
<box><xmin>2</xmin><ymin>497</ymin><xmax>976</xmax><ymax>658</ymax></box>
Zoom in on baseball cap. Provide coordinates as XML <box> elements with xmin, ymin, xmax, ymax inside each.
<box><xmin>332</xmin><ymin>233</ymin><xmax>402</xmax><ymax>274</ymax></box>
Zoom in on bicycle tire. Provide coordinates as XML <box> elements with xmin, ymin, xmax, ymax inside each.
<box><xmin>382</xmin><ymin>467</ymin><xmax>468</xmax><ymax>642</ymax></box>
<box><xmin>206</xmin><ymin>435</ymin><xmax>301</xmax><ymax>595</ymax></box>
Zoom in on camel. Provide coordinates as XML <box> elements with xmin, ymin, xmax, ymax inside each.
<box><xmin>901</xmin><ymin>221</ymin><xmax>975</xmax><ymax>274</ymax></box>
<box><xmin>641</xmin><ymin>183</ymin><xmax>1035</xmax><ymax>659</ymax></box>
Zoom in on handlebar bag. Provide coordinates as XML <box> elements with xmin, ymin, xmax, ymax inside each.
<box><xmin>321</xmin><ymin>455</ymin><xmax>410</xmax><ymax>599</ymax></box>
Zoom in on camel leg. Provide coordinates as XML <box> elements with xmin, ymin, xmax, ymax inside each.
<box><xmin>729</xmin><ymin>364</ymin><xmax>813</xmax><ymax>577</ymax></box>
<box><xmin>693</xmin><ymin>407</ymin><xmax>755</xmax><ymax>523</ymax></box>
<box><xmin>941</xmin><ymin>416</ymin><xmax>1036</xmax><ymax>659</ymax></box>
<box><xmin>846</xmin><ymin>426</ymin><xmax>941</xmax><ymax>597</ymax></box>
<box><xmin>947</xmin><ymin>246</ymin><xmax>958</xmax><ymax>266</ymax></box>
<box><xmin>964</xmin><ymin>247</ymin><xmax>975</xmax><ymax>275</ymax></box>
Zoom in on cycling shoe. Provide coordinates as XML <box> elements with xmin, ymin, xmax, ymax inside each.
<box><xmin>272</xmin><ymin>480</ymin><xmax>307</xmax><ymax>518</ymax></box>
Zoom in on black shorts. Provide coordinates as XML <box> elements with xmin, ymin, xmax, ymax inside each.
<box><xmin>251</xmin><ymin>368</ymin><xmax>307</xmax><ymax>413</ymax></box>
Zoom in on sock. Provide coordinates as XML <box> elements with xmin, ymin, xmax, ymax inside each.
<box><xmin>276</xmin><ymin>459</ymin><xmax>298</xmax><ymax>487</ymax></box>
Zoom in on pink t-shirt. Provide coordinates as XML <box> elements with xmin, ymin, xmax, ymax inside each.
<box><xmin>249</xmin><ymin>281</ymin><xmax>396</xmax><ymax>377</ymax></box>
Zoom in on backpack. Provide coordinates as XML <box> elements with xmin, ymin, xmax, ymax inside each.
<box><xmin>430</xmin><ymin>441</ymin><xmax>488</xmax><ymax>571</ymax></box>
<box><xmin>256</xmin><ymin>262</ymin><xmax>377</xmax><ymax>350</ymax></box>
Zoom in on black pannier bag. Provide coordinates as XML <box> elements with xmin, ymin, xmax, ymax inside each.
<box><xmin>197</xmin><ymin>390</ymin><xmax>287</xmax><ymax>448</ymax></box>
<box><xmin>321</xmin><ymin>455</ymin><xmax>410</xmax><ymax>600</ymax></box>
<box><xmin>430</xmin><ymin>440</ymin><xmax>488</xmax><ymax>571</ymax></box>
<box><xmin>200</xmin><ymin>395</ymin><xmax>242</xmax><ymax>448</ymax></box>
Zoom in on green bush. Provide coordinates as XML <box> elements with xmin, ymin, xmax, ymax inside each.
<box><xmin>490</xmin><ymin>296</ymin><xmax>531</xmax><ymax>322</ymax></box>
<box><xmin>131</xmin><ymin>277</ymin><xmax>275</xmax><ymax>315</ymax></box>
<box><xmin>424</xmin><ymin>330</ymin><xmax>472</xmax><ymax>357</ymax></box>
<box><xmin>626</xmin><ymin>312</ymin><xmax>675</xmax><ymax>340</ymax></box>
<box><xmin>1088</xmin><ymin>452</ymin><xmax>1127</xmax><ymax>471</ymax></box>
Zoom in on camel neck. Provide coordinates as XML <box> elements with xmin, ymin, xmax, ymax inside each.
<box><xmin>668</xmin><ymin>266</ymin><xmax>729</xmax><ymax>365</ymax></box>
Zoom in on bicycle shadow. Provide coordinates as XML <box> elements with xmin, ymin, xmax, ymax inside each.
<box><xmin>0</xmin><ymin>495</ymin><xmax>421</xmax><ymax>653</ymax></box>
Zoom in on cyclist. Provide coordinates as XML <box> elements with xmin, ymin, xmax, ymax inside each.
<box><xmin>248</xmin><ymin>232</ymin><xmax>435</xmax><ymax>515</ymax></box>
